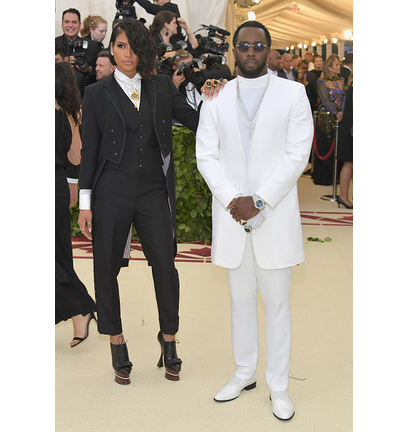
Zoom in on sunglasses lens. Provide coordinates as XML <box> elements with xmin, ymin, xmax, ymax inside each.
<box><xmin>254</xmin><ymin>43</ymin><xmax>265</xmax><ymax>51</ymax></box>
<box><xmin>238</xmin><ymin>42</ymin><xmax>250</xmax><ymax>51</ymax></box>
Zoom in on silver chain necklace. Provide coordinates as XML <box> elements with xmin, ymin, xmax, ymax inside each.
<box><xmin>236</xmin><ymin>73</ymin><xmax>270</xmax><ymax>139</ymax></box>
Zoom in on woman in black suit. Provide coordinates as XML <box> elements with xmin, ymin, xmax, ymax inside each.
<box><xmin>78</xmin><ymin>18</ymin><xmax>199</xmax><ymax>385</ymax></box>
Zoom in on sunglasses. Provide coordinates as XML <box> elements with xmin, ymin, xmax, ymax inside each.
<box><xmin>172</xmin><ymin>53</ymin><xmax>189</xmax><ymax>64</ymax></box>
<box><xmin>235</xmin><ymin>42</ymin><xmax>269</xmax><ymax>52</ymax></box>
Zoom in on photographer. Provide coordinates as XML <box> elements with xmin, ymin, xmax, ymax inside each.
<box><xmin>171</xmin><ymin>50</ymin><xmax>230</xmax><ymax>111</ymax></box>
<box><xmin>134</xmin><ymin>0</ymin><xmax>184</xmax><ymax>44</ymax></box>
<box><xmin>55</xmin><ymin>8</ymin><xmax>101</xmax><ymax>97</ymax></box>
<box><xmin>171</xmin><ymin>50</ymin><xmax>203</xmax><ymax>111</ymax></box>
<box><xmin>150</xmin><ymin>11</ymin><xmax>198</xmax><ymax>58</ymax></box>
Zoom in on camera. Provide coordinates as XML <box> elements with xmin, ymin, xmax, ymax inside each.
<box><xmin>201</xmin><ymin>54</ymin><xmax>227</xmax><ymax>71</ymax></box>
<box><xmin>68</xmin><ymin>40</ymin><xmax>90</xmax><ymax>71</ymax></box>
<box><xmin>195</xmin><ymin>24</ymin><xmax>230</xmax><ymax>56</ymax></box>
<box><xmin>115</xmin><ymin>0</ymin><xmax>137</xmax><ymax>20</ymax></box>
<box><xmin>156</xmin><ymin>41</ymin><xmax>187</xmax><ymax>75</ymax></box>
<box><xmin>175</xmin><ymin>59</ymin><xmax>203</xmax><ymax>84</ymax></box>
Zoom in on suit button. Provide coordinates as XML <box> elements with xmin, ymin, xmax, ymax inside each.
<box><xmin>140</xmin><ymin>124</ymin><xmax>144</xmax><ymax>128</ymax></box>
<box><xmin>162</xmin><ymin>132</ymin><xmax>166</xmax><ymax>136</ymax></box>
<box><xmin>114</xmin><ymin>152</ymin><xmax>118</xmax><ymax>156</ymax></box>
<box><xmin>139</xmin><ymin>148</ymin><xmax>143</xmax><ymax>151</ymax></box>
<box><xmin>111</xmin><ymin>129</ymin><xmax>115</xmax><ymax>133</ymax></box>
<box><xmin>162</xmin><ymin>120</ymin><xmax>165</xmax><ymax>124</ymax></box>
<box><xmin>113</xmin><ymin>140</ymin><xmax>117</xmax><ymax>144</ymax></box>
<box><xmin>140</xmin><ymin>136</ymin><xmax>143</xmax><ymax>139</ymax></box>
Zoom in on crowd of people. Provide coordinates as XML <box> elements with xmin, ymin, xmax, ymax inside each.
<box><xmin>55</xmin><ymin>3</ymin><xmax>352</xmax><ymax>423</ymax></box>
<box><xmin>266</xmin><ymin>49</ymin><xmax>353</xmax><ymax>203</ymax></box>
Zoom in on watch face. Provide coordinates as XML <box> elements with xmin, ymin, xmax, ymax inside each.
<box><xmin>256</xmin><ymin>200</ymin><xmax>264</xmax><ymax>208</ymax></box>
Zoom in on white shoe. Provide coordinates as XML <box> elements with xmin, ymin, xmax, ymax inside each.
<box><xmin>271</xmin><ymin>391</ymin><xmax>295</xmax><ymax>420</ymax></box>
<box><xmin>214</xmin><ymin>375</ymin><xmax>257</xmax><ymax>402</ymax></box>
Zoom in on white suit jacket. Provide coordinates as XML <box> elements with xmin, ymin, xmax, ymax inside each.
<box><xmin>196</xmin><ymin>74</ymin><xmax>313</xmax><ymax>270</ymax></box>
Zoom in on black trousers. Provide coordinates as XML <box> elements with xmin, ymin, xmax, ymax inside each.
<box><xmin>92</xmin><ymin>163</ymin><xmax>179</xmax><ymax>336</ymax></box>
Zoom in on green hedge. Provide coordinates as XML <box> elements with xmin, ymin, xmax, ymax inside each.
<box><xmin>70</xmin><ymin>125</ymin><xmax>212</xmax><ymax>243</ymax></box>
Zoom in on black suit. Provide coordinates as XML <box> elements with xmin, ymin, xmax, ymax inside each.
<box><xmin>338</xmin><ymin>66</ymin><xmax>351</xmax><ymax>84</ymax></box>
<box><xmin>80</xmin><ymin>73</ymin><xmax>198</xmax><ymax>335</ymax></box>
<box><xmin>277</xmin><ymin>68</ymin><xmax>298</xmax><ymax>81</ymax></box>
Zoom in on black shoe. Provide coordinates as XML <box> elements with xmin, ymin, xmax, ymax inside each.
<box><xmin>157</xmin><ymin>331</ymin><xmax>182</xmax><ymax>381</ymax></box>
<box><xmin>110</xmin><ymin>341</ymin><xmax>133</xmax><ymax>385</ymax></box>
<box><xmin>71</xmin><ymin>312</ymin><xmax>96</xmax><ymax>348</ymax></box>
<box><xmin>337</xmin><ymin>197</ymin><xmax>353</xmax><ymax>209</ymax></box>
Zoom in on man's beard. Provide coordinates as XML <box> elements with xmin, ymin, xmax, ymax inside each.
<box><xmin>237</xmin><ymin>57</ymin><xmax>267</xmax><ymax>78</ymax></box>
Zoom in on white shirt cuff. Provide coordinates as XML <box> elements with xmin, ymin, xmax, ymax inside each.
<box><xmin>79</xmin><ymin>189</ymin><xmax>92</xmax><ymax>210</ymax></box>
<box><xmin>67</xmin><ymin>177</ymin><xmax>78</xmax><ymax>184</ymax></box>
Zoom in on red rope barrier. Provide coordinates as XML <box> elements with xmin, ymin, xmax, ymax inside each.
<box><xmin>312</xmin><ymin>127</ymin><xmax>335</xmax><ymax>161</ymax></box>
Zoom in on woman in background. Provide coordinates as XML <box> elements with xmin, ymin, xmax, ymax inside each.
<box><xmin>337</xmin><ymin>70</ymin><xmax>353</xmax><ymax>209</ymax></box>
<box><xmin>312</xmin><ymin>54</ymin><xmax>346</xmax><ymax>185</ymax></box>
<box><xmin>55</xmin><ymin>61</ymin><xmax>96</xmax><ymax>347</ymax></box>
<box><xmin>80</xmin><ymin>14</ymin><xmax>108</xmax><ymax>50</ymax></box>
<box><xmin>150</xmin><ymin>10</ymin><xmax>198</xmax><ymax>57</ymax></box>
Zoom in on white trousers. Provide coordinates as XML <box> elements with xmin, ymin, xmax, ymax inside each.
<box><xmin>226</xmin><ymin>236</ymin><xmax>292</xmax><ymax>392</ymax></box>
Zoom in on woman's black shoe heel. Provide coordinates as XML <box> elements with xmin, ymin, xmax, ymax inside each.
<box><xmin>71</xmin><ymin>311</ymin><xmax>96</xmax><ymax>348</ymax></box>
<box><xmin>110</xmin><ymin>341</ymin><xmax>133</xmax><ymax>385</ymax></box>
<box><xmin>337</xmin><ymin>197</ymin><xmax>353</xmax><ymax>209</ymax></box>
<box><xmin>157</xmin><ymin>331</ymin><xmax>182</xmax><ymax>381</ymax></box>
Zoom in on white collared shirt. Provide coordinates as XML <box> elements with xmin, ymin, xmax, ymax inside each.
<box><xmin>114</xmin><ymin>69</ymin><xmax>142</xmax><ymax>110</ymax></box>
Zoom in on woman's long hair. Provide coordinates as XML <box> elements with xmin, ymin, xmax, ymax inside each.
<box><xmin>55</xmin><ymin>62</ymin><xmax>81</xmax><ymax>125</ymax></box>
<box><xmin>321</xmin><ymin>54</ymin><xmax>339</xmax><ymax>81</ymax></box>
<box><xmin>149</xmin><ymin>10</ymin><xmax>178</xmax><ymax>34</ymax></box>
<box><xmin>109</xmin><ymin>18</ymin><xmax>156</xmax><ymax>79</ymax></box>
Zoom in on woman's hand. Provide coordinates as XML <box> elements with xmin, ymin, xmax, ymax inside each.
<box><xmin>78</xmin><ymin>209</ymin><xmax>93</xmax><ymax>240</ymax></box>
<box><xmin>336</xmin><ymin>112</ymin><xmax>343</xmax><ymax>122</ymax></box>
<box><xmin>201</xmin><ymin>78</ymin><xmax>228</xmax><ymax>100</ymax></box>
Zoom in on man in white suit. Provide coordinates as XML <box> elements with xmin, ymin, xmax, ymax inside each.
<box><xmin>196</xmin><ymin>21</ymin><xmax>313</xmax><ymax>421</ymax></box>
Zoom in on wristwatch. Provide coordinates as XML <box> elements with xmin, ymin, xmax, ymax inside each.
<box><xmin>252</xmin><ymin>195</ymin><xmax>266</xmax><ymax>211</ymax></box>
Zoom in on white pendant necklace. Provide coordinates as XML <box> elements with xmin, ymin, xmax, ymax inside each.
<box><xmin>236</xmin><ymin>74</ymin><xmax>270</xmax><ymax>139</ymax></box>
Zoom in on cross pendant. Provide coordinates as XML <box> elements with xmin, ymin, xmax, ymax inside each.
<box><xmin>245</xmin><ymin>122</ymin><xmax>255</xmax><ymax>139</ymax></box>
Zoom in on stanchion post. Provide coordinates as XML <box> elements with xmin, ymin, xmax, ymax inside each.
<box><xmin>311</xmin><ymin>111</ymin><xmax>318</xmax><ymax>173</ymax></box>
<box><xmin>320</xmin><ymin>120</ymin><xmax>339</xmax><ymax>202</ymax></box>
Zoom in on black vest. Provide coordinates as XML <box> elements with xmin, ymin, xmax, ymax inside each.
<box><xmin>115</xmin><ymin>82</ymin><xmax>162</xmax><ymax>177</ymax></box>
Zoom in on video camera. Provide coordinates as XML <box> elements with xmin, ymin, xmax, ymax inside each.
<box><xmin>115</xmin><ymin>0</ymin><xmax>137</xmax><ymax>20</ymax></box>
<box><xmin>195</xmin><ymin>24</ymin><xmax>230</xmax><ymax>56</ymax></box>
<box><xmin>67</xmin><ymin>40</ymin><xmax>90</xmax><ymax>71</ymax></box>
<box><xmin>201</xmin><ymin>54</ymin><xmax>227</xmax><ymax>71</ymax></box>
<box><xmin>155</xmin><ymin>41</ymin><xmax>187</xmax><ymax>75</ymax></box>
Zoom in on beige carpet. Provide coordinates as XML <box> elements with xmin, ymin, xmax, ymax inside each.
<box><xmin>55</xmin><ymin>172</ymin><xmax>353</xmax><ymax>431</ymax></box>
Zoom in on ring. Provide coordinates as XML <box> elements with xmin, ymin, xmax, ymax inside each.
<box><xmin>239</xmin><ymin>219</ymin><xmax>247</xmax><ymax>226</ymax></box>
<box><xmin>205</xmin><ymin>80</ymin><xmax>212</xmax><ymax>88</ymax></box>
<box><xmin>212</xmin><ymin>81</ymin><xmax>219</xmax><ymax>87</ymax></box>
<box><xmin>218</xmin><ymin>77</ymin><xmax>224</xmax><ymax>84</ymax></box>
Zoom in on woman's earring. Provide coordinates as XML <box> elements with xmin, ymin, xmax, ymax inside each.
<box><xmin>165</xmin><ymin>30</ymin><xmax>169</xmax><ymax>36</ymax></box>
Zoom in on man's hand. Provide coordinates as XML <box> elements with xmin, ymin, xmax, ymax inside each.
<box><xmin>78</xmin><ymin>209</ymin><xmax>93</xmax><ymax>240</ymax></box>
<box><xmin>227</xmin><ymin>196</ymin><xmax>259</xmax><ymax>223</ymax></box>
<box><xmin>201</xmin><ymin>78</ymin><xmax>227</xmax><ymax>100</ymax></box>
<box><xmin>172</xmin><ymin>71</ymin><xmax>185</xmax><ymax>88</ymax></box>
